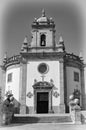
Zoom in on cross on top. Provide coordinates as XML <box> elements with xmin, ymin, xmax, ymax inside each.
<box><xmin>41</xmin><ymin>75</ymin><xmax>45</xmax><ymax>82</ymax></box>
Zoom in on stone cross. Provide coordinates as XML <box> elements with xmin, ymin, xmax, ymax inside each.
<box><xmin>41</xmin><ymin>75</ymin><xmax>45</xmax><ymax>82</ymax></box>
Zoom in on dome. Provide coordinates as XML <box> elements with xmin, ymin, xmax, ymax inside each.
<box><xmin>37</xmin><ymin>16</ymin><xmax>50</xmax><ymax>23</ymax></box>
<box><xmin>36</xmin><ymin>9</ymin><xmax>50</xmax><ymax>23</ymax></box>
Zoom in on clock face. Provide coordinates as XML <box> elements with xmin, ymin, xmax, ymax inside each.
<box><xmin>38</xmin><ymin>63</ymin><xmax>49</xmax><ymax>74</ymax></box>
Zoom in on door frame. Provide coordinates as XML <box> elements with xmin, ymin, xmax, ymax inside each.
<box><xmin>34</xmin><ymin>89</ymin><xmax>52</xmax><ymax>114</ymax></box>
<box><xmin>37</xmin><ymin>92</ymin><xmax>49</xmax><ymax>113</ymax></box>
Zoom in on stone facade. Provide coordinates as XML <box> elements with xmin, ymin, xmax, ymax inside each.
<box><xmin>1</xmin><ymin>10</ymin><xmax>85</xmax><ymax>114</ymax></box>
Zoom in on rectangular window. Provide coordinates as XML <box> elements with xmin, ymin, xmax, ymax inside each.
<box><xmin>7</xmin><ymin>73</ymin><xmax>12</xmax><ymax>82</ymax></box>
<box><xmin>74</xmin><ymin>72</ymin><xmax>79</xmax><ymax>82</ymax></box>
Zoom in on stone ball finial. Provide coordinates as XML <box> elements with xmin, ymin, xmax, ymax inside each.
<box><xmin>50</xmin><ymin>79</ymin><xmax>53</xmax><ymax>83</ymax></box>
<box><xmin>4</xmin><ymin>52</ymin><xmax>7</xmax><ymax>59</ymax></box>
<box><xmin>74</xmin><ymin>98</ymin><xmax>79</xmax><ymax>105</ymax></box>
<box><xmin>59</xmin><ymin>36</ymin><xmax>64</xmax><ymax>43</ymax></box>
<box><xmin>69</xmin><ymin>94</ymin><xmax>74</xmax><ymax>101</ymax></box>
<box><xmin>50</xmin><ymin>17</ymin><xmax>52</xmax><ymax>21</ymax></box>
<box><xmin>34</xmin><ymin>18</ymin><xmax>37</xmax><ymax>22</ymax></box>
<box><xmin>34</xmin><ymin>79</ymin><xmax>37</xmax><ymax>84</ymax></box>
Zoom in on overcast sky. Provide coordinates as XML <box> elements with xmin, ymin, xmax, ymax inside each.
<box><xmin>0</xmin><ymin>0</ymin><xmax>86</xmax><ymax>87</ymax></box>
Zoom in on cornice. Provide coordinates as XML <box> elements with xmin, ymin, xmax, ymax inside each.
<box><xmin>2</xmin><ymin>52</ymin><xmax>84</xmax><ymax>70</ymax></box>
<box><xmin>32</xmin><ymin>81</ymin><xmax>54</xmax><ymax>89</ymax></box>
<box><xmin>64</xmin><ymin>53</ymin><xmax>84</xmax><ymax>69</ymax></box>
<box><xmin>21</xmin><ymin>52</ymin><xmax>65</xmax><ymax>61</ymax></box>
<box><xmin>32</xmin><ymin>24</ymin><xmax>55</xmax><ymax>29</ymax></box>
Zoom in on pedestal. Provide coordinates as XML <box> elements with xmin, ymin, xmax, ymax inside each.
<box><xmin>70</xmin><ymin>105</ymin><xmax>81</xmax><ymax>124</ymax></box>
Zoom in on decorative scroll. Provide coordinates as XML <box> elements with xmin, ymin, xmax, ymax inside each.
<box><xmin>53</xmin><ymin>91</ymin><xmax>59</xmax><ymax>98</ymax></box>
<box><xmin>27</xmin><ymin>92</ymin><xmax>33</xmax><ymax>98</ymax></box>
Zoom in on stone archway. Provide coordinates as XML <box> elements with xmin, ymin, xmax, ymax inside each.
<box><xmin>32</xmin><ymin>81</ymin><xmax>54</xmax><ymax>114</ymax></box>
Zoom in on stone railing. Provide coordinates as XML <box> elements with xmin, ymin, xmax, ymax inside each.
<box><xmin>3</xmin><ymin>55</ymin><xmax>21</xmax><ymax>68</ymax></box>
<box><xmin>65</xmin><ymin>53</ymin><xmax>81</xmax><ymax>62</ymax></box>
<box><xmin>6</xmin><ymin>55</ymin><xmax>21</xmax><ymax>64</ymax></box>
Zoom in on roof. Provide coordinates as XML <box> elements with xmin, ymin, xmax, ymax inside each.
<box><xmin>37</xmin><ymin>9</ymin><xmax>50</xmax><ymax>23</ymax></box>
<box><xmin>32</xmin><ymin>9</ymin><xmax>55</xmax><ymax>27</ymax></box>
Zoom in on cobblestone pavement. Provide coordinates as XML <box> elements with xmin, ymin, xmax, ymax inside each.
<box><xmin>0</xmin><ymin>123</ymin><xmax>86</xmax><ymax>130</ymax></box>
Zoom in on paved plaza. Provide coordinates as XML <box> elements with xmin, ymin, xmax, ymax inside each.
<box><xmin>0</xmin><ymin>123</ymin><xmax>86</xmax><ymax>130</ymax></box>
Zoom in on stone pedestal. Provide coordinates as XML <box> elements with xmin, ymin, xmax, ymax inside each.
<box><xmin>70</xmin><ymin>105</ymin><xmax>81</xmax><ymax>124</ymax></box>
<box><xmin>69</xmin><ymin>100</ymin><xmax>75</xmax><ymax>113</ymax></box>
<box><xmin>59</xmin><ymin>104</ymin><xmax>65</xmax><ymax>113</ymax></box>
<box><xmin>1</xmin><ymin>112</ymin><xmax>13</xmax><ymax>125</ymax></box>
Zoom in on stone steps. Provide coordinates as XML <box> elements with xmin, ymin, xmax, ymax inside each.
<box><xmin>12</xmin><ymin>114</ymin><xmax>72</xmax><ymax>123</ymax></box>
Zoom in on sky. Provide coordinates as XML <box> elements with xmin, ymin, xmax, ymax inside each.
<box><xmin>0</xmin><ymin>0</ymin><xmax>86</xmax><ymax>88</ymax></box>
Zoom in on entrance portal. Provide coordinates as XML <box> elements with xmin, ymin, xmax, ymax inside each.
<box><xmin>37</xmin><ymin>92</ymin><xmax>48</xmax><ymax>113</ymax></box>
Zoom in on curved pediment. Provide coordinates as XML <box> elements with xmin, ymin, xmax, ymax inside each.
<box><xmin>32</xmin><ymin>81</ymin><xmax>54</xmax><ymax>89</ymax></box>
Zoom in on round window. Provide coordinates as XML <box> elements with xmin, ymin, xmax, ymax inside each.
<box><xmin>38</xmin><ymin>63</ymin><xmax>49</xmax><ymax>74</ymax></box>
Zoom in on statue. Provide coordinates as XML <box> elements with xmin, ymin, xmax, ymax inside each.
<box><xmin>73</xmin><ymin>85</ymin><xmax>81</xmax><ymax>105</ymax></box>
<box><xmin>1</xmin><ymin>91</ymin><xmax>14</xmax><ymax>125</ymax></box>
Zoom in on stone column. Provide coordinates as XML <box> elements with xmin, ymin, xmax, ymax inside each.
<box><xmin>59</xmin><ymin>58</ymin><xmax>65</xmax><ymax>113</ymax></box>
<box><xmin>80</xmin><ymin>68</ymin><xmax>86</xmax><ymax>110</ymax></box>
<box><xmin>19</xmin><ymin>61</ymin><xmax>27</xmax><ymax>114</ymax></box>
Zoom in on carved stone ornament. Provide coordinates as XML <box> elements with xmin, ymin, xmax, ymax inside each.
<box><xmin>53</xmin><ymin>91</ymin><xmax>59</xmax><ymax>98</ymax></box>
<box><xmin>27</xmin><ymin>92</ymin><xmax>33</xmax><ymax>98</ymax></box>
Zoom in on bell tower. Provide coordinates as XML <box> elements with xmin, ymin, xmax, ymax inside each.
<box><xmin>30</xmin><ymin>9</ymin><xmax>56</xmax><ymax>52</ymax></box>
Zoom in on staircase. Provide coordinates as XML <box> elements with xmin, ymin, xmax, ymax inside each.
<box><xmin>12</xmin><ymin>114</ymin><xmax>72</xmax><ymax>124</ymax></box>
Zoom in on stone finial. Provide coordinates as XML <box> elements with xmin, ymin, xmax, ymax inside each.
<box><xmin>42</xmin><ymin>9</ymin><xmax>45</xmax><ymax>17</ymax></box>
<box><xmin>3</xmin><ymin>52</ymin><xmax>7</xmax><ymax>63</ymax></box>
<box><xmin>59</xmin><ymin>36</ymin><xmax>64</xmax><ymax>43</ymax></box>
<box><xmin>34</xmin><ymin>18</ymin><xmax>37</xmax><ymax>22</ymax></box>
<box><xmin>4</xmin><ymin>52</ymin><xmax>7</xmax><ymax>59</ymax></box>
<box><xmin>50</xmin><ymin>79</ymin><xmax>54</xmax><ymax>85</ymax></box>
<box><xmin>79</xmin><ymin>52</ymin><xmax>83</xmax><ymax>58</ymax></box>
<box><xmin>69</xmin><ymin>94</ymin><xmax>74</xmax><ymax>101</ymax></box>
<box><xmin>23</xmin><ymin>36</ymin><xmax>28</xmax><ymax>43</ymax></box>
<box><xmin>50</xmin><ymin>17</ymin><xmax>52</xmax><ymax>21</ymax></box>
<box><xmin>34</xmin><ymin>79</ymin><xmax>37</xmax><ymax>84</ymax></box>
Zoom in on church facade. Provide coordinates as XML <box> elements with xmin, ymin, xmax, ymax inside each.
<box><xmin>2</xmin><ymin>10</ymin><xmax>86</xmax><ymax>114</ymax></box>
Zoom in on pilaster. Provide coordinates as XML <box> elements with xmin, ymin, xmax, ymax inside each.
<box><xmin>80</xmin><ymin>68</ymin><xmax>86</xmax><ymax>110</ymax></box>
<box><xmin>59</xmin><ymin>58</ymin><xmax>65</xmax><ymax>113</ymax></box>
<box><xmin>19</xmin><ymin>61</ymin><xmax>27</xmax><ymax>114</ymax></box>
<box><xmin>2</xmin><ymin>69</ymin><xmax>6</xmax><ymax>100</ymax></box>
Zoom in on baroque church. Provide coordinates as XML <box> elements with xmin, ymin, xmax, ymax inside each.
<box><xmin>2</xmin><ymin>10</ymin><xmax>86</xmax><ymax>114</ymax></box>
